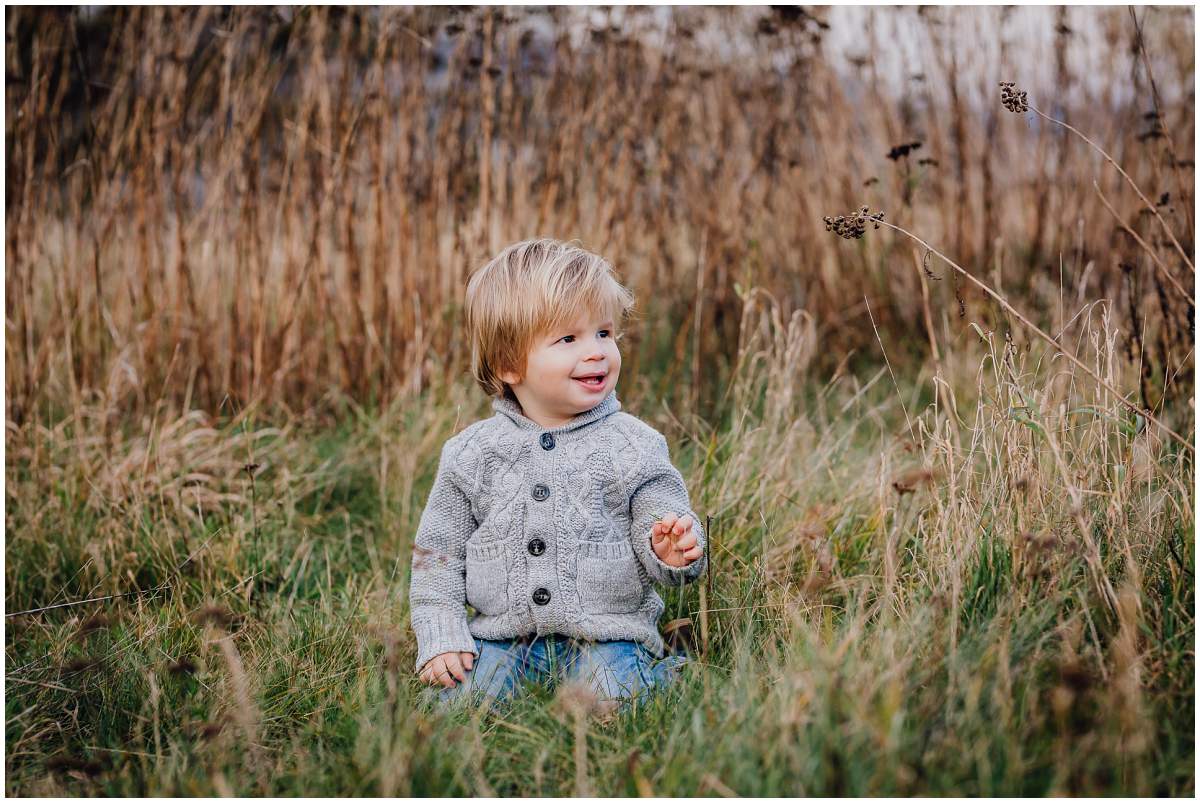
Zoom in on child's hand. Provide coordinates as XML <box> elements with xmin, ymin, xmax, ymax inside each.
<box><xmin>651</xmin><ymin>513</ymin><xmax>703</xmax><ymax>568</ymax></box>
<box><xmin>419</xmin><ymin>650</ymin><xmax>475</xmax><ymax>688</ymax></box>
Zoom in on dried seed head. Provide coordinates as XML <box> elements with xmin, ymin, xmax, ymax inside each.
<box><xmin>823</xmin><ymin>207</ymin><xmax>885</xmax><ymax>240</ymax></box>
<box><xmin>886</xmin><ymin>141</ymin><xmax>923</xmax><ymax>161</ymax></box>
<box><xmin>999</xmin><ymin>81</ymin><xmax>1029</xmax><ymax>113</ymax></box>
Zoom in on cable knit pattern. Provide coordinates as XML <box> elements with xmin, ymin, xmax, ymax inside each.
<box><xmin>407</xmin><ymin>390</ymin><xmax>707</xmax><ymax>672</ymax></box>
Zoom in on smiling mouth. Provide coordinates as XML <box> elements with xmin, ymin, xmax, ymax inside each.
<box><xmin>573</xmin><ymin>375</ymin><xmax>606</xmax><ymax>387</ymax></box>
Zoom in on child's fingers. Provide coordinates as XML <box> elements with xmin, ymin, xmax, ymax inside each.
<box><xmin>430</xmin><ymin>656</ymin><xmax>457</xmax><ymax>687</ymax></box>
<box><xmin>673</xmin><ymin>515</ymin><xmax>693</xmax><ymax>535</ymax></box>
<box><xmin>444</xmin><ymin>653</ymin><xmax>467</xmax><ymax>683</ymax></box>
<box><xmin>660</xmin><ymin>512</ymin><xmax>678</xmax><ymax>529</ymax></box>
<box><xmin>674</xmin><ymin>531</ymin><xmax>698</xmax><ymax>550</ymax></box>
<box><xmin>654</xmin><ymin>527</ymin><xmax>677</xmax><ymax>550</ymax></box>
<box><xmin>682</xmin><ymin>544</ymin><xmax>704</xmax><ymax>560</ymax></box>
<box><xmin>461</xmin><ymin>651</ymin><xmax>474</xmax><ymax>671</ymax></box>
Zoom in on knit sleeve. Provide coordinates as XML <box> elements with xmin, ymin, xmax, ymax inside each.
<box><xmin>627</xmin><ymin>431</ymin><xmax>707</xmax><ymax>587</ymax></box>
<box><xmin>408</xmin><ymin>439</ymin><xmax>479</xmax><ymax>672</ymax></box>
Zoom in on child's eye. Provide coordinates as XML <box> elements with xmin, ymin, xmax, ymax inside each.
<box><xmin>558</xmin><ymin>330</ymin><xmax>612</xmax><ymax>344</ymax></box>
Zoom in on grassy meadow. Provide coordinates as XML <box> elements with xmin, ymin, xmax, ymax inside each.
<box><xmin>5</xmin><ymin>6</ymin><xmax>1195</xmax><ymax>796</ymax></box>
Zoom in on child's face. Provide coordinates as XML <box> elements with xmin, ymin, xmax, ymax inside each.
<box><xmin>499</xmin><ymin>308</ymin><xmax>621</xmax><ymax>428</ymax></box>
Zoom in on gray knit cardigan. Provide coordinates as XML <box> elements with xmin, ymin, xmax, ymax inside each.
<box><xmin>408</xmin><ymin>390</ymin><xmax>707</xmax><ymax>672</ymax></box>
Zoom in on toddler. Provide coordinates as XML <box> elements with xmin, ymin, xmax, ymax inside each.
<box><xmin>408</xmin><ymin>238</ymin><xmax>707</xmax><ymax>713</ymax></box>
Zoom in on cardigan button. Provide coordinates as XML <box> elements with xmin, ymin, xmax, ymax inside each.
<box><xmin>527</xmin><ymin>538</ymin><xmax>546</xmax><ymax>556</ymax></box>
<box><xmin>531</xmin><ymin>483</ymin><xmax>550</xmax><ymax>501</ymax></box>
<box><xmin>540</xmin><ymin>433</ymin><xmax>556</xmax><ymax>450</ymax></box>
<box><xmin>532</xmin><ymin>587</ymin><xmax>551</xmax><ymax>605</ymax></box>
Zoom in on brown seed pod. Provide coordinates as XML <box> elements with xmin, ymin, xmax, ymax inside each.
<box><xmin>999</xmin><ymin>81</ymin><xmax>1029</xmax><ymax>114</ymax></box>
<box><xmin>823</xmin><ymin>206</ymin><xmax>885</xmax><ymax>240</ymax></box>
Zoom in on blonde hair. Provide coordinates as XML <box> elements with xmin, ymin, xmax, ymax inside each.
<box><xmin>465</xmin><ymin>238</ymin><xmax>635</xmax><ymax>398</ymax></box>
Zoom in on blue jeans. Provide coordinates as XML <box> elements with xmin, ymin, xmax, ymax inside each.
<box><xmin>422</xmin><ymin>634</ymin><xmax>687</xmax><ymax>712</ymax></box>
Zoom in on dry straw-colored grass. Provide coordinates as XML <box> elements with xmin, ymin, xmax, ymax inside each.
<box><xmin>4</xmin><ymin>6</ymin><xmax>1194</xmax><ymax>422</ymax></box>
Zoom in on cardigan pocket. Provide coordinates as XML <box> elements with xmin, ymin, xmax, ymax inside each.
<box><xmin>465</xmin><ymin>540</ymin><xmax>509</xmax><ymax>616</ymax></box>
<box><xmin>575</xmin><ymin>540</ymin><xmax>645</xmax><ymax>614</ymax></box>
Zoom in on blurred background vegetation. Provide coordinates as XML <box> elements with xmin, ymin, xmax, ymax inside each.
<box><xmin>5</xmin><ymin>6</ymin><xmax>1193</xmax><ymax>421</ymax></box>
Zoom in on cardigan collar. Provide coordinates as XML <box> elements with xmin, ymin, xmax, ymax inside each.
<box><xmin>491</xmin><ymin>389</ymin><xmax>621</xmax><ymax>435</ymax></box>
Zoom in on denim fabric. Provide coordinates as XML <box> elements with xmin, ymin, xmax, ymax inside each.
<box><xmin>421</xmin><ymin>634</ymin><xmax>688</xmax><ymax>712</ymax></box>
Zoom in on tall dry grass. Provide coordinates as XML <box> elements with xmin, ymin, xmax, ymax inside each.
<box><xmin>5</xmin><ymin>6</ymin><xmax>1194</xmax><ymax>424</ymax></box>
